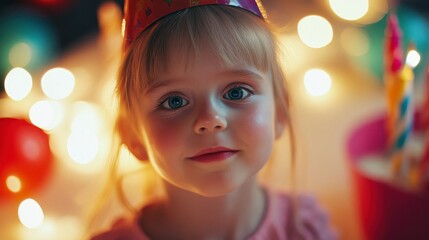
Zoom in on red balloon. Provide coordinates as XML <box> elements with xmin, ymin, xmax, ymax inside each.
<box><xmin>0</xmin><ymin>118</ymin><xmax>53</xmax><ymax>201</ymax></box>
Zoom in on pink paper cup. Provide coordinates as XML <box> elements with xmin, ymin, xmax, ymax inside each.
<box><xmin>346</xmin><ymin>113</ymin><xmax>429</xmax><ymax>240</ymax></box>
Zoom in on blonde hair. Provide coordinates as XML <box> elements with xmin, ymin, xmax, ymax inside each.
<box><xmin>118</xmin><ymin>5</ymin><xmax>291</xmax><ymax>135</ymax></box>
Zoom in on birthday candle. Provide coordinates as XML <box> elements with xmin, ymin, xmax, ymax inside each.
<box><xmin>383</xmin><ymin>14</ymin><xmax>415</xmax><ymax>182</ymax></box>
<box><xmin>384</xmin><ymin>13</ymin><xmax>404</xmax><ymax>151</ymax></box>
<box><xmin>389</xmin><ymin>59</ymin><xmax>414</xmax><ymax>181</ymax></box>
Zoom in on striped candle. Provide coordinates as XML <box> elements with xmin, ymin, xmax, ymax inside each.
<box><xmin>389</xmin><ymin>62</ymin><xmax>414</xmax><ymax>181</ymax></box>
<box><xmin>383</xmin><ymin>14</ymin><xmax>415</xmax><ymax>182</ymax></box>
<box><xmin>384</xmin><ymin>14</ymin><xmax>404</xmax><ymax>151</ymax></box>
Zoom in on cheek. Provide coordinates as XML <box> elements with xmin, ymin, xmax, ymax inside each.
<box><xmin>234</xmin><ymin>102</ymin><xmax>276</xmax><ymax>169</ymax></box>
<box><xmin>143</xmin><ymin>118</ymin><xmax>187</xmax><ymax>154</ymax></box>
<box><xmin>237</xmin><ymin>100</ymin><xmax>276</xmax><ymax>139</ymax></box>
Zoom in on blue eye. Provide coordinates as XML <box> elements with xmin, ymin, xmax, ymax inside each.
<box><xmin>161</xmin><ymin>95</ymin><xmax>188</xmax><ymax>110</ymax></box>
<box><xmin>224</xmin><ymin>87</ymin><xmax>251</xmax><ymax>100</ymax></box>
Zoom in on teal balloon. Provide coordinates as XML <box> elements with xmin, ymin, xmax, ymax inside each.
<box><xmin>0</xmin><ymin>7</ymin><xmax>57</xmax><ymax>74</ymax></box>
<box><xmin>356</xmin><ymin>6</ymin><xmax>429</xmax><ymax>82</ymax></box>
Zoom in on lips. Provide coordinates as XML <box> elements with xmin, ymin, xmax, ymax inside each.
<box><xmin>188</xmin><ymin>147</ymin><xmax>239</xmax><ymax>163</ymax></box>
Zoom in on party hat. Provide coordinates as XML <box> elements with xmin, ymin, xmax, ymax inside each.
<box><xmin>123</xmin><ymin>0</ymin><xmax>266</xmax><ymax>49</ymax></box>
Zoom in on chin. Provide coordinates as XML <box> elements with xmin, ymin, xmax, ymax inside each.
<box><xmin>188</xmin><ymin>179</ymin><xmax>248</xmax><ymax>198</ymax></box>
<box><xmin>192</xmin><ymin>187</ymin><xmax>235</xmax><ymax>198</ymax></box>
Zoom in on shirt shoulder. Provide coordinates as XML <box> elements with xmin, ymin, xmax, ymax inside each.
<box><xmin>90</xmin><ymin>216</ymin><xmax>150</xmax><ymax>240</ymax></box>
<box><xmin>249</xmin><ymin>190</ymin><xmax>338</xmax><ymax>240</ymax></box>
<box><xmin>90</xmin><ymin>190</ymin><xmax>337</xmax><ymax>240</ymax></box>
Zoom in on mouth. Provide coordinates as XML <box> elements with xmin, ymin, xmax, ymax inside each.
<box><xmin>188</xmin><ymin>147</ymin><xmax>239</xmax><ymax>163</ymax></box>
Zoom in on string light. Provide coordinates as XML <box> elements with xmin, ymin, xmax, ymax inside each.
<box><xmin>329</xmin><ymin>0</ymin><xmax>368</xmax><ymax>21</ymax></box>
<box><xmin>9</xmin><ymin>42</ymin><xmax>32</xmax><ymax>68</ymax></box>
<box><xmin>297</xmin><ymin>15</ymin><xmax>333</xmax><ymax>48</ymax></box>
<box><xmin>70</xmin><ymin>102</ymin><xmax>102</xmax><ymax>134</ymax></box>
<box><xmin>340</xmin><ymin>27</ymin><xmax>369</xmax><ymax>56</ymax></box>
<box><xmin>19</xmin><ymin>216</ymin><xmax>83</xmax><ymax>240</ymax></box>
<box><xmin>29</xmin><ymin>100</ymin><xmax>64</xmax><ymax>131</ymax></box>
<box><xmin>6</xmin><ymin>175</ymin><xmax>22</xmax><ymax>193</ymax></box>
<box><xmin>41</xmin><ymin>68</ymin><xmax>75</xmax><ymax>100</ymax></box>
<box><xmin>405</xmin><ymin>49</ymin><xmax>421</xmax><ymax>69</ymax></box>
<box><xmin>304</xmin><ymin>68</ymin><xmax>332</xmax><ymax>96</ymax></box>
<box><xmin>121</xmin><ymin>19</ymin><xmax>126</xmax><ymax>37</ymax></box>
<box><xmin>67</xmin><ymin>131</ymin><xmax>99</xmax><ymax>164</ymax></box>
<box><xmin>4</xmin><ymin>67</ymin><xmax>33</xmax><ymax>101</ymax></box>
<box><xmin>18</xmin><ymin>198</ymin><xmax>45</xmax><ymax>229</ymax></box>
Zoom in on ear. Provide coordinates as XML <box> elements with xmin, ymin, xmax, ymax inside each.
<box><xmin>117</xmin><ymin>117</ymin><xmax>149</xmax><ymax>161</ymax></box>
<box><xmin>127</xmin><ymin>142</ymin><xmax>149</xmax><ymax>161</ymax></box>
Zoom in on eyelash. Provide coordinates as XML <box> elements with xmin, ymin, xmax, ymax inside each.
<box><xmin>156</xmin><ymin>84</ymin><xmax>255</xmax><ymax>111</ymax></box>
<box><xmin>157</xmin><ymin>93</ymin><xmax>189</xmax><ymax>111</ymax></box>
<box><xmin>223</xmin><ymin>84</ymin><xmax>255</xmax><ymax>101</ymax></box>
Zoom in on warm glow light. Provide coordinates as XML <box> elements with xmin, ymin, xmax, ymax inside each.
<box><xmin>67</xmin><ymin>132</ymin><xmax>99</xmax><ymax>164</ymax></box>
<box><xmin>18</xmin><ymin>198</ymin><xmax>44</xmax><ymax>229</ymax></box>
<box><xmin>19</xmin><ymin>216</ymin><xmax>84</xmax><ymax>240</ymax></box>
<box><xmin>340</xmin><ymin>27</ymin><xmax>369</xmax><ymax>56</ymax></box>
<box><xmin>406</xmin><ymin>50</ymin><xmax>421</xmax><ymax>68</ymax></box>
<box><xmin>41</xmin><ymin>68</ymin><xmax>75</xmax><ymax>100</ymax></box>
<box><xmin>9</xmin><ymin>42</ymin><xmax>32</xmax><ymax>67</ymax></box>
<box><xmin>29</xmin><ymin>100</ymin><xmax>64</xmax><ymax>131</ymax></box>
<box><xmin>329</xmin><ymin>0</ymin><xmax>368</xmax><ymax>20</ymax></box>
<box><xmin>71</xmin><ymin>102</ymin><xmax>101</xmax><ymax>133</ymax></box>
<box><xmin>6</xmin><ymin>175</ymin><xmax>22</xmax><ymax>193</ymax></box>
<box><xmin>121</xmin><ymin>19</ymin><xmax>126</xmax><ymax>37</ymax></box>
<box><xmin>356</xmin><ymin>0</ymin><xmax>388</xmax><ymax>24</ymax></box>
<box><xmin>304</xmin><ymin>69</ymin><xmax>332</xmax><ymax>96</ymax></box>
<box><xmin>4</xmin><ymin>67</ymin><xmax>33</xmax><ymax>101</ymax></box>
<box><xmin>297</xmin><ymin>15</ymin><xmax>333</xmax><ymax>48</ymax></box>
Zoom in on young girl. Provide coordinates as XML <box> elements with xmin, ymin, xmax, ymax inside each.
<box><xmin>91</xmin><ymin>0</ymin><xmax>337</xmax><ymax>239</ymax></box>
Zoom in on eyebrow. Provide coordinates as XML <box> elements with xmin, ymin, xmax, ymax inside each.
<box><xmin>144</xmin><ymin>68</ymin><xmax>264</xmax><ymax>94</ymax></box>
<box><xmin>223</xmin><ymin>69</ymin><xmax>264</xmax><ymax>81</ymax></box>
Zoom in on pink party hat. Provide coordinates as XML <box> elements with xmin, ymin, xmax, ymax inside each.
<box><xmin>123</xmin><ymin>0</ymin><xmax>266</xmax><ymax>49</ymax></box>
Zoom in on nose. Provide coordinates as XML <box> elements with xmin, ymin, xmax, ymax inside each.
<box><xmin>193</xmin><ymin>102</ymin><xmax>227</xmax><ymax>134</ymax></box>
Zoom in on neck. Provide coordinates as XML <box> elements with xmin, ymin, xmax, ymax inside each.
<box><xmin>142</xmin><ymin>178</ymin><xmax>266</xmax><ymax>240</ymax></box>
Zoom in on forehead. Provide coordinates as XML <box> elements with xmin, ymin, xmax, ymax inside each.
<box><xmin>153</xmin><ymin>37</ymin><xmax>259</xmax><ymax>79</ymax></box>
<box><xmin>144</xmin><ymin>46</ymin><xmax>268</xmax><ymax>93</ymax></box>
<box><xmin>163</xmin><ymin>45</ymin><xmax>222</xmax><ymax>75</ymax></box>
<box><xmin>143</xmin><ymin>13</ymin><xmax>272</xmax><ymax>88</ymax></box>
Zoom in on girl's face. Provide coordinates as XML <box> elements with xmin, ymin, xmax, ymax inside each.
<box><xmin>138</xmin><ymin>47</ymin><xmax>283</xmax><ymax>197</ymax></box>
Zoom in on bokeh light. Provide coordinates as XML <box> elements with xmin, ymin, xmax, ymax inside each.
<box><xmin>297</xmin><ymin>15</ymin><xmax>333</xmax><ymax>48</ymax></box>
<box><xmin>340</xmin><ymin>27</ymin><xmax>369</xmax><ymax>56</ymax></box>
<box><xmin>355</xmin><ymin>6</ymin><xmax>429</xmax><ymax>81</ymax></box>
<box><xmin>67</xmin><ymin>131</ymin><xmax>99</xmax><ymax>164</ymax></box>
<box><xmin>121</xmin><ymin>19</ymin><xmax>126</xmax><ymax>37</ymax></box>
<box><xmin>0</xmin><ymin>8</ymin><xmax>57</xmax><ymax>73</ymax></box>
<box><xmin>304</xmin><ymin>68</ymin><xmax>332</xmax><ymax>96</ymax></box>
<box><xmin>41</xmin><ymin>68</ymin><xmax>75</xmax><ymax>100</ymax></box>
<box><xmin>19</xmin><ymin>216</ymin><xmax>83</xmax><ymax>240</ymax></box>
<box><xmin>4</xmin><ymin>67</ymin><xmax>33</xmax><ymax>101</ymax></box>
<box><xmin>6</xmin><ymin>175</ymin><xmax>22</xmax><ymax>193</ymax></box>
<box><xmin>405</xmin><ymin>49</ymin><xmax>421</xmax><ymax>68</ymax></box>
<box><xmin>29</xmin><ymin>100</ymin><xmax>64</xmax><ymax>131</ymax></box>
<box><xmin>329</xmin><ymin>0</ymin><xmax>368</xmax><ymax>21</ymax></box>
<box><xmin>356</xmin><ymin>0</ymin><xmax>388</xmax><ymax>24</ymax></box>
<box><xmin>71</xmin><ymin>102</ymin><xmax>102</xmax><ymax>134</ymax></box>
<box><xmin>9</xmin><ymin>42</ymin><xmax>32</xmax><ymax>67</ymax></box>
<box><xmin>18</xmin><ymin>198</ymin><xmax>44</xmax><ymax>229</ymax></box>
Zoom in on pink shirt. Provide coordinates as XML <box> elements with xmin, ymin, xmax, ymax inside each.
<box><xmin>91</xmin><ymin>190</ymin><xmax>337</xmax><ymax>240</ymax></box>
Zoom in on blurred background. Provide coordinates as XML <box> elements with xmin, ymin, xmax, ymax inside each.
<box><xmin>0</xmin><ymin>0</ymin><xmax>428</xmax><ymax>239</ymax></box>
